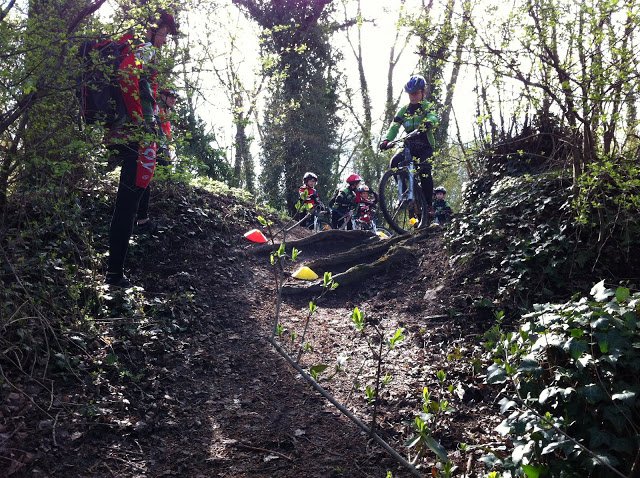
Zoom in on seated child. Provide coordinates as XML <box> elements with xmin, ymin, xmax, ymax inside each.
<box><xmin>432</xmin><ymin>186</ymin><xmax>453</xmax><ymax>225</ymax></box>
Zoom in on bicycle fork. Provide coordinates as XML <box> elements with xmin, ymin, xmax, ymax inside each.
<box><xmin>397</xmin><ymin>148</ymin><xmax>415</xmax><ymax>202</ymax></box>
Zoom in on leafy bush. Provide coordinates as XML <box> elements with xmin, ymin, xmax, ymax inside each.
<box><xmin>484</xmin><ymin>281</ymin><xmax>640</xmax><ymax>477</ymax></box>
<box><xmin>446</xmin><ymin>173</ymin><xmax>577</xmax><ymax>305</ymax></box>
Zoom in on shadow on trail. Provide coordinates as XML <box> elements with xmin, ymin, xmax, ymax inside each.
<box><xmin>36</xmin><ymin>228</ymin><xmax>404</xmax><ymax>477</ymax></box>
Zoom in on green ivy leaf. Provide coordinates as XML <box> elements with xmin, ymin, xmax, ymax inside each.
<box><xmin>615</xmin><ymin>287</ymin><xmax>630</xmax><ymax>303</ymax></box>
<box><xmin>611</xmin><ymin>390</ymin><xmax>636</xmax><ymax>403</ymax></box>
<box><xmin>581</xmin><ymin>384</ymin><xmax>606</xmax><ymax>404</ymax></box>
<box><xmin>309</xmin><ymin>364</ymin><xmax>328</xmax><ymax>380</ymax></box>
<box><xmin>522</xmin><ymin>463</ymin><xmax>547</xmax><ymax>478</ymax></box>
<box><xmin>591</xmin><ymin>280</ymin><xmax>614</xmax><ymax>302</ymax></box>
<box><xmin>423</xmin><ymin>435</ymin><xmax>448</xmax><ymax>462</ymax></box>
<box><xmin>499</xmin><ymin>397</ymin><xmax>517</xmax><ymax>413</ymax></box>
<box><xmin>487</xmin><ymin>363</ymin><xmax>507</xmax><ymax>384</ymax></box>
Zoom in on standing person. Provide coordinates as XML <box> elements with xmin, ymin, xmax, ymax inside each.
<box><xmin>104</xmin><ymin>11</ymin><xmax>178</xmax><ymax>287</ymax></box>
<box><xmin>379</xmin><ymin>74</ymin><xmax>439</xmax><ymax>214</ymax></box>
<box><xmin>136</xmin><ymin>88</ymin><xmax>178</xmax><ymax>233</ymax></box>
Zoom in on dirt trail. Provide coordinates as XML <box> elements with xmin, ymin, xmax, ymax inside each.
<box><xmin>6</xmin><ymin>187</ymin><xmax>502</xmax><ymax>477</ymax></box>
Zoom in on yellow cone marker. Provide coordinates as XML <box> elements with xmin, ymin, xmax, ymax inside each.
<box><xmin>244</xmin><ymin>229</ymin><xmax>268</xmax><ymax>243</ymax></box>
<box><xmin>377</xmin><ymin>230</ymin><xmax>389</xmax><ymax>239</ymax></box>
<box><xmin>292</xmin><ymin>266</ymin><xmax>319</xmax><ymax>281</ymax></box>
<box><xmin>409</xmin><ymin>217</ymin><xmax>418</xmax><ymax>226</ymax></box>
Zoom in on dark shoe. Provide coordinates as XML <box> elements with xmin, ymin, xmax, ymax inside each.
<box><xmin>105</xmin><ymin>273</ymin><xmax>133</xmax><ymax>288</ymax></box>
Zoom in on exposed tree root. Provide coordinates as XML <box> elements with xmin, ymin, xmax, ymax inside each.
<box><xmin>250</xmin><ymin>229</ymin><xmax>378</xmax><ymax>255</ymax></box>
<box><xmin>302</xmin><ymin>232</ymin><xmax>410</xmax><ymax>274</ymax></box>
<box><xmin>282</xmin><ymin>244</ymin><xmax>415</xmax><ymax>295</ymax></box>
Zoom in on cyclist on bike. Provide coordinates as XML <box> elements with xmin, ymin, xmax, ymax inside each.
<box><xmin>298</xmin><ymin>172</ymin><xmax>321</xmax><ymax>228</ymax></box>
<box><xmin>379</xmin><ymin>74</ymin><xmax>439</xmax><ymax>213</ymax></box>
<box><xmin>432</xmin><ymin>186</ymin><xmax>452</xmax><ymax>225</ymax></box>
<box><xmin>331</xmin><ymin>173</ymin><xmax>362</xmax><ymax>229</ymax></box>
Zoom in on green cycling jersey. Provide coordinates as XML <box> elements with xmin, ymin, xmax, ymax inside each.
<box><xmin>385</xmin><ymin>99</ymin><xmax>439</xmax><ymax>148</ymax></box>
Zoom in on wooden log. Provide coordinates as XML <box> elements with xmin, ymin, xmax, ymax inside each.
<box><xmin>250</xmin><ymin>229</ymin><xmax>378</xmax><ymax>255</ymax></box>
<box><xmin>281</xmin><ymin>245</ymin><xmax>414</xmax><ymax>295</ymax></box>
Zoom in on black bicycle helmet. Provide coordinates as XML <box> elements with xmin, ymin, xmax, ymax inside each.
<box><xmin>303</xmin><ymin>172</ymin><xmax>318</xmax><ymax>181</ymax></box>
<box><xmin>434</xmin><ymin>186</ymin><xmax>447</xmax><ymax>194</ymax></box>
<box><xmin>404</xmin><ymin>74</ymin><xmax>426</xmax><ymax>94</ymax></box>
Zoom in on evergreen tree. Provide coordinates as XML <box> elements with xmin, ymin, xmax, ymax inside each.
<box><xmin>234</xmin><ymin>0</ymin><xmax>339</xmax><ymax>211</ymax></box>
<box><xmin>174</xmin><ymin>103</ymin><xmax>231</xmax><ymax>181</ymax></box>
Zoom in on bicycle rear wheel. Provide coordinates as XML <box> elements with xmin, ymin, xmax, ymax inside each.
<box><xmin>378</xmin><ymin>169</ymin><xmax>428</xmax><ymax>234</ymax></box>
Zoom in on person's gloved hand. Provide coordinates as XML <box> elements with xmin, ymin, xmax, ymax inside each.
<box><xmin>379</xmin><ymin>139</ymin><xmax>390</xmax><ymax>151</ymax></box>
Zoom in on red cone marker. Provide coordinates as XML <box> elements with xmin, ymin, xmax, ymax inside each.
<box><xmin>244</xmin><ymin>229</ymin><xmax>268</xmax><ymax>243</ymax></box>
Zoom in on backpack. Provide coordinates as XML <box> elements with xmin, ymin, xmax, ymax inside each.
<box><xmin>77</xmin><ymin>36</ymin><xmax>130</xmax><ymax>127</ymax></box>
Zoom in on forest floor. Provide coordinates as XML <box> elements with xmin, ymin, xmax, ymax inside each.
<box><xmin>2</xmin><ymin>183</ymin><xmax>506</xmax><ymax>477</ymax></box>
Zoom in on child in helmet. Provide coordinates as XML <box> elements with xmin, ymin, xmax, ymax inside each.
<box><xmin>432</xmin><ymin>186</ymin><xmax>452</xmax><ymax>225</ymax></box>
<box><xmin>299</xmin><ymin>172</ymin><xmax>319</xmax><ymax>209</ymax></box>
<box><xmin>354</xmin><ymin>184</ymin><xmax>377</xmax><ymax>229</ymax></box>
<box><xmin>331</xmin><ymin>173</ymin><xmax>362</xmax><ymax>229</ymax></box>
<box><xmin>379</xmin><ymin>74</ymin><xmax>439</xmax><ymax>215</ymax></box>
<box><xmin>298</xmin><ymin>172</ymin><xmax>321</xmax><ymax>228</ymax></box>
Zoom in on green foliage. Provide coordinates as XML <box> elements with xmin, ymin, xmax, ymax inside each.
<box><xmin>484</xmin><ymin>282</ymin><xmax>640</xmax><ymax>477</ymax></box>
<box><xmin>406</xmin><ymin>375</ymin><xmax>454</xmax><ymax>470</ymax></box>
<box><xmin>174</xmin><ymin>104</ymin><xmax>232</xmax><ymax>182</ymax></box>
<box><xmin>447</xmin><ymin>173</ymin><xmax>575</xmax><ymax>305</ymax></box>
<box><xmin>574</xmin><ymin>155</ymin><xmax>640</xmax><ymax>259</ymax></box>
<box><xmin>447</xmin><ymin>111</ymin><xmax>640</xmax><ymax>311</ymax></box>
<box><xmin>351</xmin><ymin>307</ymin><xmax>364</xmax><ymax>331</ymax></box>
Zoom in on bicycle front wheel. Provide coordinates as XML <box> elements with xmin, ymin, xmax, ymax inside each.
<box><xmin>313</xmin><ymin>213</ymin><xmax>333</xmax><ymax>232</ymax></box>
<box><xmin>378</xmin><ymin>169</ymin><xmax>428</xmax><ymax>234</ymax></box>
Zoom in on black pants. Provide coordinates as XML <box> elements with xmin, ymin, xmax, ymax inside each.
<box><xmin>106</xmin><ymin>143</ymin><xmax>149</xmax><ymax>277</ymax></box>
<box><xmin>389</xmin><ymin>142</ymin><xmax>434</xmax><ymax>208</ymax></box>
<box><xmin>138</xmin><ymin>186</ymin><xmax>150</xmax><ymax>221</ymax></box>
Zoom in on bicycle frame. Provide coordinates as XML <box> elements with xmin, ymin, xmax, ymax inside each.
<box><xmin>397</xmin><ymin>146</ymin><xmax>416</xmax><ymax>203</ymax></box>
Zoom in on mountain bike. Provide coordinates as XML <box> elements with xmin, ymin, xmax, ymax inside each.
<box><xmin>331</xmin><ymin>202</ymin><xmax>393</xmax><ymax>239</ymax></box>
<box><xmin>378</xmin><ymin>131</ymin><xmax>430</xmax><ymax>234</ymax></box>
<box><xmin>352</xmin><ymin>193</ymin><xmax>393</xmax><ymax>237</ymax></box>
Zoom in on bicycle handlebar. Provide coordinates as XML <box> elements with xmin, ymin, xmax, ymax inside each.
<box><xmin>385</xmin><ymin>129</ymin><xmax>422</xmax><ymax>148</ymax></box>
